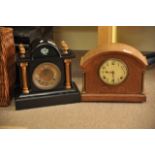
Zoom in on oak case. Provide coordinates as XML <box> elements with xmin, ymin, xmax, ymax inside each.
<box><xmin>80</xmin><ymin>43</ymin><xmax>148</xmax><ymax>102</ymax></box>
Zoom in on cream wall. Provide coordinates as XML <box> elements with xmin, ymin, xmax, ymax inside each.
<box><xmin>117</xmin><ymin>26</ymin><xmax>155</xmax><ymax>52</ymax></box>
<box><xmin>53</xmin><ymin>26</ymin><xmax>97</xmax><ymax>50</ymax></box>
<box><xmin>53</xmin><ymin>26</ymin><xmax>155</xmax><ymax>52</ymax></box>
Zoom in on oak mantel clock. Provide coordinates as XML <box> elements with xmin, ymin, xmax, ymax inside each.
<box><xmin>15</xmin><ymin>39</ymin><xmax>80</xmax><ymax>110</ymax></box>
<box><xmin>80</xmin><ymin>43</ymin><xmax>148</xmax><ymax>102</ymax></box>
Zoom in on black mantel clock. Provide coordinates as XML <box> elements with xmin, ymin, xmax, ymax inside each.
<box><xmin>15</xmin><ymin>39</ymin><xmax>80</xmax><ymax>110</ymax></box>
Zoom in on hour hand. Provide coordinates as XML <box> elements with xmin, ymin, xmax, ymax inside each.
<box><xmin>105</xmin><ymin>71</ymin><xmax>113</xmax><ymax>74</ymax></box>
<box><xmin>111</xmin><ymin>71</ymin><xmax>115</xmax><ymax>78</ymax></box>
<box><xmin>105</xmin><ymin>71</ymin><xmax>111</xmax><ymax>74</ymax></box>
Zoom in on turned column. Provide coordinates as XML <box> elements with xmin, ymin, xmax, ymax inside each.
<box><xmin>64</xmin><ymin>59</ymin><xmax>72</xmax><ymax>89</ymax></box>
<box><xmin>20</xmin><ymin>62</ymin><xmax>29</xmax><ymax>94</ymax></box>
<box><xmin>61</xmin><ymin>40</ymin><xmax>72</xmax><ymax>89</ymax></box>
<box><xmin>19</xmin><ymin>43</ymin><xmax>29</xmax><ymax>94</ymax></box>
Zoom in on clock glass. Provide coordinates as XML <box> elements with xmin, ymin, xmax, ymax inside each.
<box><xmin>99</xmin><ymin>58</ymin><xmax>128</xmax><ymax>85</ymax></box>
<box><xmin>32</xmin><ymin>62</ymin><xmax>61</xmax><ymax>90</ymax></box>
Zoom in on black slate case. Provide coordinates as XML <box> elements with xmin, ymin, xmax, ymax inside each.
<box><xmin>15</xmin><ymin>40</ymin><xmax>80</xmax><ymax>110</ymax></box>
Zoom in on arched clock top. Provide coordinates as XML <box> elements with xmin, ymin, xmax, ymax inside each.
<box><xmin>30</xmin><ymin>40</ymin><xmax>62</xmax><ymax>58</ymax></box>
<box><xmin>80</xmin><ymin>43</ymin><xmax>148</xmax><ymax>68</ymax></box>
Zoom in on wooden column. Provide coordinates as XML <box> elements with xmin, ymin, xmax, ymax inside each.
<box><xmin>112</xmin><ymin>26</ymin><xmax>117</xmax><ymax>43</ymax></box>
<box><xmin>64</xmin><ymin>59</ymin><xmax>72</xmax><ymax>89</ymax></box>
<box><xmin>60</xmin><ymin>40</ymin><xmax>72</xmax><ymax>89</ymax></box>
<box><xmin>20</xmin><ymin>62</ymin><xmax>29</xmax><ymax>94</ymax></box>
<box><xmin>82</xmin><ymin>72</ymin><xmax>86</xmax><ymax>93</ymax></box>
<box><xmin>98</xmin><ymin>26</ymin><xmax>117</xmax><ymax>46</ymax></box>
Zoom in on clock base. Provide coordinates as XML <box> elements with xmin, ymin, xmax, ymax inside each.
<box><xmin>15</xmin><ymin>82</ymin><xmax>80</xmax><ymax>110</ymax></box>
<box><xmin>81</xmin><ymin>93</ymin><xmax>146</xmax><ymax>103</ymax></box>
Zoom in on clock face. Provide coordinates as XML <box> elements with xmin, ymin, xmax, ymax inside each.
<box><xmin>99</xmin><ymin>58</ymin><xmax>128</xmax><ymax>85</ymax></box>
<box><xmin>32</xmin><ymin>62</ymin><xmax>61</xmax><ymax>90</ymax></box>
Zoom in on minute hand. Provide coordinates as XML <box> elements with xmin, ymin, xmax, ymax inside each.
<box><xmin>111</xmin><ymin>71</ymin><xmax>115</xmax><ymax>81</ymax></box>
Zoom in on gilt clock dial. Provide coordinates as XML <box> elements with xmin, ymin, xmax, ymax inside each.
<box><xmin>99</xmin><ymin>58</ymin><xmax>128</xmax><ymax>85</ymax></box>
<box><xmin>32</xmin><ymin>62</ymin><xmax>61</xmax><ymax>90</ymax></box>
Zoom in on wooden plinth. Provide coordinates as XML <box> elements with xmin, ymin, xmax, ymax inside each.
<box><xmin>81</xmin><ymin>93</ymin><xmax>146</xmax><ymax>103</ymax></box>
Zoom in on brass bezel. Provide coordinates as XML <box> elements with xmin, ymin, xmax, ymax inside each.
<box><xmin>32</xmin><ymin>62</ymin><xmax>61</xmax><ymax>90</ymax></box>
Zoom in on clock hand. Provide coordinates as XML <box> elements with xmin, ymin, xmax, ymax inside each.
<box><xmin>105</xmin><ymin>71</ymin><xmax>110</xmax><ymax>74</ymax></box>
<box><xmin>111</xmin><ymin>71</ymin><xmax>115</xmax><ymax>83</ymax></box>
<box><xmin>105</xmin><ymin>71</ymin><xmax>113</xmax><ymax>74</ymax></box>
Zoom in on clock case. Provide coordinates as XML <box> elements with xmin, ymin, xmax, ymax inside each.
<box><xmin>15</xmin><ymin>40</ymin><xmax>80</xmax><ymax>110</ymax></box>
<box><xmin>80</xmin><ymin>43</ymin><xmax>148</xmax><ymax>103</ymax></box>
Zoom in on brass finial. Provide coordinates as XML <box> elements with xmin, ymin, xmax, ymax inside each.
<box><xmin>19</xmin><ymin>43</ymin><xmax>26</xmax><ymax>58</ymax></box>
<box><xmin>61</xmin><ymin>40</ymin><xmax>69</xmax><ymax>54</ymax></box>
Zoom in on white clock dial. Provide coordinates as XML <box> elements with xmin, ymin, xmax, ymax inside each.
<box><xmin>99</xmin><ymin>58</ymin><xmax>128</xmax><ymax>85</ymax></box>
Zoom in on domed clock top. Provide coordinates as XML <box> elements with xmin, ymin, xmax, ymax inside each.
<box><xmin>30</xmin><ymin>40</ymin><xmax>62</xmax><ymax>58</ymax></box>
<box><xmin>80</xmin><ymin>43</ymin><xmax>148</xmax><ymax>68</ymax></box>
